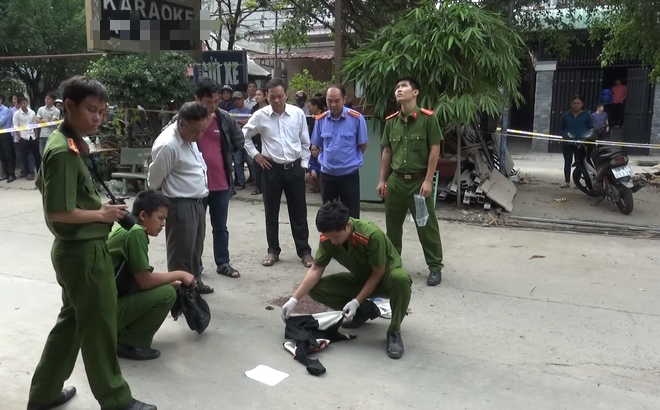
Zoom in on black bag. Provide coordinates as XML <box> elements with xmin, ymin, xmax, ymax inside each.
<box><xmin>171</xmin><ymin>286</ymin><xmax>211</xmax><ymax>334</ymax></box>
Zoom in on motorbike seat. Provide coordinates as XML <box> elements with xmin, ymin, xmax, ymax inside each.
<box><xmin>593</xmin><ymin>148</ymin><xmax>627</xmax><ymax>167</ymax></box>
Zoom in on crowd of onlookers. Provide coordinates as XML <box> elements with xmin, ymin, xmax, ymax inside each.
<box><xmin>0</xmin><ymin>92</ymin><xmax>64</xmax><ymax>183</ymax></box>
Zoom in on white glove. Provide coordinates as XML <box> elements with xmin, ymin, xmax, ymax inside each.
<box><xmin>281</xmin><ymin>297</ymin><xmax>298</xmax><ymax>322</ymax></box>
<box><xmin>342</xmin><ymin>299</ymin><xmax>360</xmax><ymax>321</ymax></box>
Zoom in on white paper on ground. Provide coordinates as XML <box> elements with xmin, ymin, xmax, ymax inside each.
<box><xmin>245</xmin><ymin>365</ymin><xmax>289</xmax><ymax>386</ymax></box>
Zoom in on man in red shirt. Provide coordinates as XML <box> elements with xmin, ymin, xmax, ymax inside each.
<box><xmin>610</xmin><ymin>79</ymin><xmax>627</xmax><ymax>127</ymax></box>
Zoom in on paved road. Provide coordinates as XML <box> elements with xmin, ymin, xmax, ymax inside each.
<box><xmin>0</xmin><ymin>188</ymin><xmax>659</xmax><ymax>409</ymax></box>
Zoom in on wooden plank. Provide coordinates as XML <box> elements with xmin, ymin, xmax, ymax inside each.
<box><xmin>481</xmin><ymin>170</ymin><xmax>517</xmax><ymax>212</ymax></box>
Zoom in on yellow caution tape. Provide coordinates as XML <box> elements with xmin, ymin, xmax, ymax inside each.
<box><xmin>496</xmin><ymin>127</ymin><xmax>660</xmax><ymax>150</ymax></box>
<box><xmin>0</xmin><ymin>120</ymin><xmax>63</xmax><ymax>134</ymax></box>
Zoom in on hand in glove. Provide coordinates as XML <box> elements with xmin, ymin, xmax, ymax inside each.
<box><xmin>342</xmin><ymin>299</ymin><xmax>360</xmax><ymax>321</ymax></box>
<box><xmin>281</xmin><ymin>297</ymin><xmax>298</xmax><ymax>322</ymax></box>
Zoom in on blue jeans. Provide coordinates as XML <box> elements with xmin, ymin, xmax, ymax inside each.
<box><xmin>233</xmin><ymin>149</ymin><xmax>255</xmax><ymax>186</ymax></box>
<box><xmin>39</xmin><ymin>138</ymin><xmax>48</xmax><ymax>156</ymax></box>
<box><xmin>203</xmin><ymin>190</ymin><xmax>231</xmax><ymax>267</ymax></box>
<box><xmin>14</xmin><ymin>141</ymin><xmax>34</xmax><ymax>175</ymax></box>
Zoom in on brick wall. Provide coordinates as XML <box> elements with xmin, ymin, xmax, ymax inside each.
<box><xmin>532</xmin><ymin>71</ymin><xmax>554</xmax><ymax>153</ymax></box>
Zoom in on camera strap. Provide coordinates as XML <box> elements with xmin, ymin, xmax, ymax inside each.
<box><xmin>63</xmin><ymin>124</ymin><xmax>119</xmax><ymax>203</ymax></box>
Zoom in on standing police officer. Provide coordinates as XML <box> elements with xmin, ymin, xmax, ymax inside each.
<box><xmin>311</xmin><ymin>84</ymin><xmax>369</xmax><ymax>218</ymax></box>
<box><xmin>376</xmin><ymin>77</ymin><xmax>445</xmax><ymax>287</ymax></box>
<box><xmin>28</xmin><ymin>76</ymin><xmax>155</xmax><ymax>410</ymax></box>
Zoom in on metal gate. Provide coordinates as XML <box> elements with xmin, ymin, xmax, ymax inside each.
<box><xmin>548</xmin><ymin>69</ymin><xmax>603</xmax><ymax>153</ymax></box>
<box><xmin>622</xmin><ymin>68</ymin><xmax>655</xmax><ymax>155</ymax></box>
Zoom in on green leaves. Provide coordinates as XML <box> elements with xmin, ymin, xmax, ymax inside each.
<box><xmin>343</xmin><ymin>2</ymin><xmax>524</xmax><ymax>126</ymax></box>
<box><xmin>87</xmin><ymin>52</ymin><xmax>194</xmax><ymax>110</ymax></box>
<box><xmin>287</xmin><ymin>69</ymin><xmax>334</xmax><ymax>101</ymax></box>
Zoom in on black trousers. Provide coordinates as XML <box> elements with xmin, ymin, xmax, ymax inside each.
<box><xmin>20</xmin><ymin>138</ymin><xmax>41</xmax><ymax>175</ymax></box>
<box><xmin>262</xmin><ymin>160</ymin><xmax>311</xmax><ymax>257</ymax></box>
<box><xmin>253</xmin><ymin>136</ymin><xmax>263</xmax><ymax>191</ymax></box>
<box><xmin>562</xmin><ymin>143</ymin><xmax>578</xmax><ymax>183</ymax></box>
<box><xmin>0</xmin><ymin>132</ymin><xmax>16</xmax><ymax>177</ymax></box>
<box><xmin>321</xmin><ymin>170</ymin><xmax>361</xmax><ymax>218</ymax></box>
<box><xmin>611</xmin><ymin>103</ymin><xmax>624</xmax><ymax>126</ymax></box>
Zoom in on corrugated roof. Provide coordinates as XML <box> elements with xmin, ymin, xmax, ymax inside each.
<box><xmin>252</xmin><ymin>50</ymin><xmax>334</xmax><ymax>60</ymax></box>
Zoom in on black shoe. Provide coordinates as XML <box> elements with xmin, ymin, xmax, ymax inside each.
<box><xmin>386</xmin><ymin>331</ymin><xmax>404</xmax><ymax>359</ymax></box>
<box><xmin>0</xmin><ymin>175</ymin><xmax>6</xmax><ymax>181</ymax></box>
<box><xmin>341</xmin><ymin>301</ymin><xmax>381</xmax><ymax>329</ymax></box>
<box><xmin>7</xmin><ymin>174</ymin><xmax>15</xmax><ymax>183</ymax></box>
<box><xmin>427</xmin><ymin>270</ymin><xmax>442</xmax><ymax>286</ymax></box>
<box><xmin>26</xmin><ymin>173</ymin><xmax>35</xmax><ymax>181</ymax></box>
<box><xmin>113</xmin><ymin>399</ymin><xmax>157</xmax><ymax>410</ymax></box>
<box><xmin>117</xmin><ymin>344</ymin><xmax>161</xmax><ymax>361</ymax></box>
<box><xmin>27</xmin><ymin>386</ymin><xmax>77</xmax><ymax>410</ymax></box>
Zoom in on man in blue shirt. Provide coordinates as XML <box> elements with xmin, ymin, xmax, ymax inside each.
<box><xmin>230</xmin><ymin>91</ymin><xmax>255</xmax><ymax>190</ymax></box>
<box><xmin>311</xmin><ymin>84</ymin><xmax>368</xmax><ymax>218</ymax></box>
<box><xmin>0</xmin><ymin>94</ymin><xmax>17</xmax><ymax>182</ymax></box>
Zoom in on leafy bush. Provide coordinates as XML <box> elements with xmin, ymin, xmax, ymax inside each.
<box><xmin>287</xmin><ymin>69</ymin><xmax>333</xmax><ymax>101</ymax></box>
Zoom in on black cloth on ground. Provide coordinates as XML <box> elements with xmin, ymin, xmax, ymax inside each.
<box><xmin>284</xmin><ymin>313</ymin><xmax>356</xmax><ymax>376</ymax></box>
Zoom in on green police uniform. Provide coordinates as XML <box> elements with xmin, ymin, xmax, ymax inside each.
<box><xmin>29</xmin><ymin>128</ymin><xmax>133</xmax><ymax>409</ymax></box>
<box><xmin>107</xmin><ymin>223</ymin><xmax>177</xmax><ymax>348</ymax></box>
<box><xmin>309</xmin><ymin>218</ymin><xmax>412</xmax><ymax>332</ymax></box>
<box><xmin>381</xmin><ymin>106</ymin><xmax>444</xmax><ymax>272</ymax></box>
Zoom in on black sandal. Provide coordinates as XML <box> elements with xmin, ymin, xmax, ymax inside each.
<box><xmin>217</xmin><ymin>265</ymin><xmax>240</xmax><ymax>278</ymax></box>
<box><xmin>251</xmin><ymin>189</ymin><xmax>262</xmax><ymax>195</ymax></box>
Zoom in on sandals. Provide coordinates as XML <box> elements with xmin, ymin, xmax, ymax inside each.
<box><xmin>251</xmin><ymin>189</ymin><xmax>262</xmax><ymax>195</ymax></box>
<box><xmin>262</xmin><ymin>253</ymin><xmax>279</xmax><ymax>267</ymax></box>
<box><xmin>309</xmin><ymin>188</ymin><xmax>319</xmax><ymax>193</ymax></box>
<box><xmin>196</xmin><ymin>281</ymin><xmax>214</xmax><ymax>294</ymax></box>
<box><xmin>301</xmin><ymin>254</ymin><xmax>314</xmax><ymax>268</ymax></box>
<box><xmin>217</xmin><ymin>264</ymin><xmax>240</xmax><ymax>278</ymax></box>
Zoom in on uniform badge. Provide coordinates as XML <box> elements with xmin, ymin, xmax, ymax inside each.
<box><xmin>420</xmin><ymin>108</ymin><xmax>435</xmax><ymax>116</ymax></box>
<box><xmin>67</xmin><ymin>138</ymin><xmax>80</xmax><ymax>155</ymax></box>
<box><xmin>320</xmin><ymin>234</ymin><xmax>329</xmax><ymax>242</ymax></box>
<box><xmin>347</xmin><ymin>109</ymin><xmax>361</xmax><ymax>119</ymax></box>
<box><xmin>385</xmin><ymin>112</ymin><xmax>398</xmax><ymax>120</ymax></box>
<box><xmin>351</xmin><ymin>232</ymin><xmax>370</xmax><ymax>246</ymax></box>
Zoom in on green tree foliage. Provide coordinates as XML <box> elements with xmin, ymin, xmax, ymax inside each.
<box><xmin>343</xmin><ymin>2</ymin><xmax>524</xmax><ymax>126</ymax></box>
<box><xmin>87</xmin><ymin>52</ymin><xmax>194</xmax><ymax>139</ymax></box>
<box><xmin>287</xmin><ymin>69</ymin><xmax>333</xmax><ymax>102</ymax></box>
<box><xmin>588</xmin><ymin>0</ymin><xmax>660</xmax><ymax>80</ymax></box>
<box><xmin>0</xmin><ymin>0</ymin><xmax>90</xmax><ymax>108</ymax></box>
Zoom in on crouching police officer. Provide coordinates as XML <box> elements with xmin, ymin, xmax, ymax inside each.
<box><xmin>27</xmin><ymin>76</ymin><xmax>156</xmax><ymax>410</ymax></box>
<box><xmin>108</xmin><ymin>190</ymin><xmax>196</xmax><ymax>361</ymax></box>
<box><xmin>281</xmin><ymin>201</ymin><xmax>412</xmax><ymax>359</ymax></box>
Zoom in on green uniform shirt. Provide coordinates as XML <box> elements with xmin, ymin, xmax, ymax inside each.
<box><xmin>36</xmin><ymin>128</ymin><xmax>111</xmax><ymax>241</ymax></box>
<box><xmin>107</xmin><ymin>224</ymin><xmax>151</xmax><ymax>274</ymax></box>
<box><xmin>314</xmin><ymin>218</ymin><xmax>403</xmax><ymax>278</ymax></box>
<box><xmin>380</xmin><ymin>106</ymin><xmax>444</xmax><ymax>173</ymax></box>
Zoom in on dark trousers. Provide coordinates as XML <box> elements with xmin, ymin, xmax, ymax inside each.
<box><xmin>165</xmin><ymin>198</ymin><xmax>205</xmax><ymax>278</ymax></box>
<box><xmin>262</xmin><ymin>161</ymin><xmax>311</xmax><ymax>257</ymax></box>
<box><xmin>203</xmin><ymin>190</ymin><xmax>231</xmax><ymax>267</ymax></box>
<box><xmin>0</xmin><ymin>132</ymin><xmax>16</xmax><ymax>177</ymax></box>
<box><xmin>253</xmin><ymin>136</ymin><xmax>263</xmax><ymax>191</ymax></box>
<box><xmin>562</xmin><ymin>143</ymin><xmax>578</xmax><ymax>183</ymax></box>
<box><xmin>611</xmin><ymin>103</ymin><xmax>624</xmax><ymax>126</ymax></box>
<box><xmin>20</xmin><ymin>137</ymin><xmax>41</xmax><ymax>175</ymax></box>
<box><xmin>321</xmin><ymin>170</ymin><xmax>361</xmax><ymax>218</ymax></box>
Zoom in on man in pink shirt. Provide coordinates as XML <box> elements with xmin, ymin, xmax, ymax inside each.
<box><xmin>166</xmin><ymin>78</ymin><xmax>245</xmax><ymax>282</ymax></box>
<box><xmin>611</xmin><ymin>79</ymin><xmax>627</xmax><ymax>127</ymax></box>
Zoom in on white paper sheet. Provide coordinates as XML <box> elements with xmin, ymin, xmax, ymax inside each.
<box><xmin>245</xmin><ymin>365</ymin><xmax>289</xmax><ymax>387</ymax></box>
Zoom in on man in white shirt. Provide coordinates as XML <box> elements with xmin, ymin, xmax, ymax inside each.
<box><xmin>13</xmin><ymin>96</ymin><xmax>40</xmax><ymax>180</ymax></box>
<box><xmin>148</xmin><ymin>102</ymin><xmax>214</xmax><ymax>294</ymax></box>
<box><xmin>244</xmin><ymin>81</ymin><xmax>257</xmax><ymax>110</ymax></box>
<box><xmin>36</xmin><ymin>91</ymin><xmax>61</xmax><ymax>155</ymax></box>
<box><xmin>243</xmin><ymin>78</ymin><xmax>313</xmax><ymax>268</ymax></box>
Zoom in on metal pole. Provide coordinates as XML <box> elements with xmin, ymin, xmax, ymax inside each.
<box><xmin>273</xmin><ymin>9</ymin><xmax>279</xmax><ymax>78</ymax></box>
<box><xmin>334</xmin><ymin>0</ymin><xmax>342</xmax><ymax>83</ymax></box>
<box><xmin>456</xmin><ymin>128</ymin><xmax>462</xmax><ymax>207</ymax></box>
<box><xmin>499</xmin><ymin>0</ymin><xmax>515</xmax><ymax>176</ymax></box>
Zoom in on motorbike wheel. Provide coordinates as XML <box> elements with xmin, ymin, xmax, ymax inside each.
<box><xmin>572</xmin><ymin>168</ymin><xmax>598</xmax><ymax>197</ymax></box>
<box><xmin>615</xmin><ymin>185</ymin><xmax>634</xmax><ymax>215</ymax></box>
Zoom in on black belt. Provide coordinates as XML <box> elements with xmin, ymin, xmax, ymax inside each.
<box><xmin>392</xmin><ymin>170</ymin><xmax>426</xmax><ymax>180</ymax></box>
<box><xmin>266</xmin><ymin>158</ymin><xmax>300</xmax><ymax>170</ymax></box>
<box><xmin>171</xmin><ymin>197</ymin><xmax>205</xmax><ymax>203</ymax></box>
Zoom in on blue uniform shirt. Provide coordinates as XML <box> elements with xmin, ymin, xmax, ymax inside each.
<box><xmin>311</xmin><ymin>106</ymin><xmax>369</xmax><ymax>176</ymax></box>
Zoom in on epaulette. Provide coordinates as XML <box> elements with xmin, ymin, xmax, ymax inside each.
<box><xmin>350</xmin><ymin>231</ymin><xmax>370</xmax><ymax>246</ymax></box>
<box><xmin>420</xmin><ymin>108</ymin><xmax>434</xmax><ymax>116</ymax></box>
<box><xmin>385</xmin><ymin>112</ymin><xmax>399</xmax><ymax>120</ymax></box>
<box><xmin>67</xmin><ymin>138</ymin><xmax>80</xmax><ymax>155</ymax></box>
<box><xmin>316</xmin><ymin>111</ymin><xmax>329</xmax><ymax>121</ymax></box>
<box><xmin>320</xmin><ymin>234</ymin><xmax>329</xmax><ymax>242</ymax></box>
<box><xmin>347</xmin><ymin>109</ymin><xmax>361</xmax><ymax>119</ymax></box>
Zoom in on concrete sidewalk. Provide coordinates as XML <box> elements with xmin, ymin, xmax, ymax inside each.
<box><xmin>0</xmin><ymin>188</ymin><xmax>659</xmax><ymax>409</ymax></box>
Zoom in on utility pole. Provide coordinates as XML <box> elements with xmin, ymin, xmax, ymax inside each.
<box><xmin>334</xmin><ymin>0</ymin><xmax>342</xmax><ymax>83</ymax></box>
<box><xmin>499</xmin><ymin>0</ymin><xmax>514</xmax><ymax>176</ymax></box>
<box><xmin>273</xmin><ymin>9</ymin><xmax>279</xmax><ymax>79</ymax></box>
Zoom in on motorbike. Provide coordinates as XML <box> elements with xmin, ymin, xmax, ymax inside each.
<box><xmin>568</xmin><ymin>129</ymin><xmax>647</xmax><ymax>215</ymax></box>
